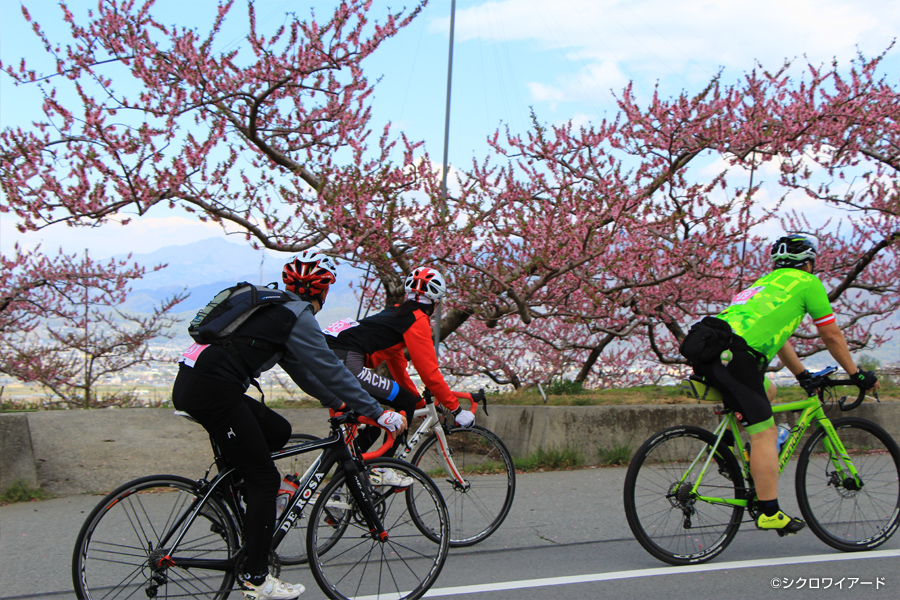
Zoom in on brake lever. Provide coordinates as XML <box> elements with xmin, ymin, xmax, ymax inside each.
<box><xmin>838</xmin><ymin>387</ymin><xmax>867</xmax><ymax>412</ymax></box>
<box><xmin>475</xmin><ymin>388</ymin><xmax>488</xmax><ymax>417</ymax></box>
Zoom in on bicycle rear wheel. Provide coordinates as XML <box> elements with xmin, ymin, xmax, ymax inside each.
<box><xmin>624</xmin><ymin>426</ymin><xmax>745</xmax><ymax>565</ymax></box>
<box><xmin>72</xmin><ymin>475</ymin><xmax>238</xmax><ymax>600</ymax></box>
<box><xmin>796</xmin><ymin>416</ymin><xmax>900</xmax><ymax>551</ymax></box>
<box><xmin>307</xmin><ymin>457</ymin><xmax>450</xmax><ymax>600</ymax></box>
<box><xmin>411</xmin><ymin>424</ymin><xmax>516</xmax><ymax>546</ymax></box>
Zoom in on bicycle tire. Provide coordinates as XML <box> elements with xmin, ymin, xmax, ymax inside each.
<box><xmin>795</xmin><ymin>416</ymin><xmax>900</xmax><ymax>551</ymax></box>
<box><xmin>277</xmin><ymin>433</ymin><xmax>333</xmax><ymax>566</ymax></box>
<box><xmin>624</xmin><ymin>426</ymin><xmax>745</xmax><ymax>565</ymax></box>
<box><xmin>411</xmin><ymin>424</ymin><xmax>516</xmax><ymax>546</ymax></box>
<box><xmin>307</xmin><ymin>457</ymin><xmax>450</xmax><ymax>600</ymax></box>
<box><xmin>72</xmin><ymin>475</ymin><xmax>238</xmax><ymax>600</ymax></box>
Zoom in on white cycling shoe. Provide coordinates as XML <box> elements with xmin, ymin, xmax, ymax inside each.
<box><xmin>369</xmin><ymin>467</ymin><xmax>414</xmax><ymax>488</ymax></box>
<box><xmin>240</xmin><ymin>574</ymin><xmax>305</xmax><ymax>600</ymax></box>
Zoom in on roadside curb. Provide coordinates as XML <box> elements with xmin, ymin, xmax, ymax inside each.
<box><xmin>2</xmin><ymin>402</ymin><xmax>898</xmax><ymax>497</ymax></box>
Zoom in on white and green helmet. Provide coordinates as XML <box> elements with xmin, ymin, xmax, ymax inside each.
<box><xmin>771</xmin><ymin>234</ymin><xmax>817</xmax><ymax>269</ymax></box>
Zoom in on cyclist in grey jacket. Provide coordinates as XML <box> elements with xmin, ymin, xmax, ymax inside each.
<box><xmin>173</xmin><ymin>250</ymin><xmax>406</xmax><ymax>600</ymax></box>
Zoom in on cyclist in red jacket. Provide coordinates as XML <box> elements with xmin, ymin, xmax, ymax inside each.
<box><xmin>325</xmin><ymin>267</ymin><xmax>474</xmax><ymax>470</ymax></box>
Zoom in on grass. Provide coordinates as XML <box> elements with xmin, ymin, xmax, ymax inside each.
<box><xmin>487</xmin><ymin>376</ymin><xmax>899</xmax><ymax>408</ymax></box>
<box><xmin>597</xmin><ymin>441</ymin><xmax>635</xmax><ymax>467</ymax></box>
<box><xmin>490</xmin><ymin>384</ymin><xmax>711</xmax><ymax>407</ymax></box>
<box><xmin>513</xmin><ymin>446</ymin><xmax>584</xmax><ymax>471</ymax></box>
<box><xmin>0</xmin><ymin>480</ymin><xmax>51</xmax><ymax>505</ymax></box>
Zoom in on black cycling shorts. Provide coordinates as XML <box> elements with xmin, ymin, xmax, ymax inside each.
<box><xmin>694</xmin><ymin>346</ymin><xmax>774</xmax><ymax>434</ymax></box>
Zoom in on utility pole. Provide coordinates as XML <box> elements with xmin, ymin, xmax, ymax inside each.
<box><xmin>434</xmin><ymin>0</ymin><xmax>456</xmax><ymax>356</ymax></box>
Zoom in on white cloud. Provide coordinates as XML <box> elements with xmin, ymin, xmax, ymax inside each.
<box><xmin>527</xmin><ymin>81</ymin><xmax>565</xmax><ymax>103</ymax></box>
<box><xmin>1</xmin><ymin>212</ymin><xmax>232</xmax><ymax>259</ymax></box>
<box><xmin>437</xmin><ymin>0</ymin><xmax>899</xmax><ymax>106</ymax></box>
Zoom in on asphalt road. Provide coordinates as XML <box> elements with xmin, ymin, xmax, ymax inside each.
<box><xmin>2</xmin><ymin>466</ymin><xmax>898</xmax><ymax>599</ymax></box>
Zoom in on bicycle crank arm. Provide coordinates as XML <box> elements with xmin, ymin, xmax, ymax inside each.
<box><xmin>157</xmin><ymin>556</ymin><xmax>235</xmax><ymax>571</ymax></box>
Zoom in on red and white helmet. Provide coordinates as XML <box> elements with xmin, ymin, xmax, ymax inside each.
<box><xmin>282</xmin><ymin>250</ymin><xmax>337</xmax><ymax>299</ymax></box>
<box><xmin>404</xmin><ymin>267</ymin><xmax>447</xmax><ymax>303</ymax></box>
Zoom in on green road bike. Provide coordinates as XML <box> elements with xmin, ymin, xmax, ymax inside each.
<box><xmin>624</xmin><ymin>366</ymin><xmax>900</xmax><ymax>565</ymax></box>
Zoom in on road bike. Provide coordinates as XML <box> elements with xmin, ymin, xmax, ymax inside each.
<box><xmin>623</xmin><ymin>366</ymin><xmax>900</xmax><ymax>565</ymax></box>
<box><xmin>72</xmin><ymin>411</ymin><xmax>450</xmax><ymax>600</ymax></box>
<box><xmin>281</xmin><ymin>389</ymin><xmax>515</xmax><ymax>551</ymax></box>
<box><xmin>400</xmin><ymin>389</ymin><xmax>516</xmax><ymax>546</ymax></box>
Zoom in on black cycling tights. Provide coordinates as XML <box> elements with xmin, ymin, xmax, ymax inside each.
<box><xmin>173</xmin><ymin>367</ymin><xmax>291</xmax><ymax>577</ymax></box>
<box><xmin>333</xmin><ymin>349</ymin><xmax>419</xmax><ymax>453</ymax></box>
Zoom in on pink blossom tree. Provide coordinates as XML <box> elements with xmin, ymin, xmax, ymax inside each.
<box><xmin>2</xmin><ymin>1</ymin><xmax>896</xmax><ymax>391</ymax></box>
<box><xmin>439</xmin><ymin>53</ymin><xmax>899</xmax><ymax>388</ymax></box>
<box><xmin>0</xmin><ymin>246</ymin><xmax>186</xmax><ymax>407</ymax></box>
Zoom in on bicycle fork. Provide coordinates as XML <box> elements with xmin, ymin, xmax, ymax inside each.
<box><xmin>396</xmin><ymin>410</ymin><xmax>468</xmax><ymax>491</ymax></box>
<box><xmin>341</xmin><ymin>458</ymin><xmax>388</xmax><ymax>541</ymax></box>
<box><xmin>431</xmin><ymin>425</ymin><xmax>469</xmax><ymax>491</ymax></box>
<box><xmin>818</xmin><ymin>423</ymin><xmax>864</xmax><ymax>491</ymax></box>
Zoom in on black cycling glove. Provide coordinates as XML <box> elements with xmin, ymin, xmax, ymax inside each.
<box><xmin>851</xmin><ymin>368</ymin><xmax>878</xmax><ymax>390</ymax></box>
<box><xmin>795</xmin><ymin>370</ymin><xmax>817</xmax><ymax>397</ymax></box>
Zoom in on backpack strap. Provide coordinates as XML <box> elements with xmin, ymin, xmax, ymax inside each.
<box><xmin>219</xmin><ymin>337</ymin><xmax>283</xmax><ymax>404</ymax></box>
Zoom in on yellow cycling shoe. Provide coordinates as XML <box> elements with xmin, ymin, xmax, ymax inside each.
<box><xmin>756</xmin><ymin>511</ymin><xmax>805</xmax><ymax>537</ymax></box>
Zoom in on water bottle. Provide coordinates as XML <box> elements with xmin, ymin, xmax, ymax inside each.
<box><xmin>275</xmin><ymin>473</ymin><xmax>299</xmax><ymax>518</ymax></box>
<box><xmin>776</xmin><ymin>424</ymin><xmax>791</xmax><ymax>454</ymax></box>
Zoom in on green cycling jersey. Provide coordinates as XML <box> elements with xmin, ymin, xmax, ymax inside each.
<box><xmin>718</xmin><ymin>268</ymin><xmax>836</xmax><ymax>361</ymax></box>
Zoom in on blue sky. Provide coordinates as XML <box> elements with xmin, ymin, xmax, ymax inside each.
<box><xmin>2</xmin><ymin>0</ymin><xmax>899</xmax><ymax>258</ymax></box>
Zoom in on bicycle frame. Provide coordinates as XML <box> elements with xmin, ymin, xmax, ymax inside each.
<box><xmin>393</xmin><ymin>394</ymin><xmax>467</xmax><ymax>487</ymax></box>
<box><xmin>684</xmin><ymin>393</ymin><xmax>859</xmax><ymax>511</ymax></box>
<box><xmin>154</xmin><ymin>422</ymin><xmax>385</xmax><ymax>573</ymax></box>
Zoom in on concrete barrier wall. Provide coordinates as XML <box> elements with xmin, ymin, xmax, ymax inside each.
<box><xmin>0</xmin><ymin>413</ymin><xmax>39</xmax><ymax>492</ymax></box>
<box><xmin>2</xmin><ymin>402</ymin><xmax>899</xmax><ymax>497</ymax></box>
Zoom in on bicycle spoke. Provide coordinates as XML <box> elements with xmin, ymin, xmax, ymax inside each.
<box><xmin>412</xmin><ymin>426</ymin><xmax>515</xmax><ymax>546</ymax></box>
<box><xmin>797</xmin><ymin>417</ymin><xmax>900</xmax><ymax>552</ymax></box>
<box><xmin>73</xmin><ymin>477</ymin><xmax>237</xmax><ymax>600</ymax></box>
<box><xmin>624</xmin><ymin>426</ymin><xmax>744</xmax><ymax>565</ymax></box>
<box><xmin>307</xmin><ymin>459</ymin><xmax>449</xmax><ymax>600</ymax></box>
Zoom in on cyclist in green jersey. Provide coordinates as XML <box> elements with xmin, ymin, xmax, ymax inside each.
<box><xmin>686</xmin><ymin>234</ymin><xmax>880</xmax><ymax>535</ymax></box>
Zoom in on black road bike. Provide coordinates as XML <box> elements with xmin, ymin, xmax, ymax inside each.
<box><xmin>72</xmin><ymin>411</ymin><xmax>450</xmax><ymax>600</ymax></box>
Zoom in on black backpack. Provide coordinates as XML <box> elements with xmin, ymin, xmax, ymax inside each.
<box><xmin>679</xmin><ymin>316</ymin><xmax>734</xmax><ymax>365</ymax></box>
<box><xmin>188</xmin><ymin>282</ymin><xmax>292</xmax><ymax>402</ymax></box>
<box><xmin>189</xmin><ymin>282</ymin><xmax>290</xmax><ymax>345</ymax></box>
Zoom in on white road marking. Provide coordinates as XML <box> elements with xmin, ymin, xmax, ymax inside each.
<box><xmin>421</xmin><ymin>549</ymin><xmax>900</xmax><ymax>597</ymax></box>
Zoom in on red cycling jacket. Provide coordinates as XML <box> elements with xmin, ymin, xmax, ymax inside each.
<box><xmin>324</xmin><ymin>306</ymin><xmax>460</xmax><ymax>411</ymax></box>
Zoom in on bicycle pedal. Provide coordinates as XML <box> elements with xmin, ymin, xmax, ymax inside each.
<box><xmin>777</xmin><ymin>528</ymin><xmax>800</xmax><ymax>537</ymax></box>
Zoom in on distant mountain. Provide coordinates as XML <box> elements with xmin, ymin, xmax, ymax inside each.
<box><xmin>113</xmin><ymin>237</ymin><xmax>282</xmax><ymax>290</ymax></box>
<box><xmin>115</xmin><ymin>237</ymin><xmax>369</xmax><ymax>328</ymax></box>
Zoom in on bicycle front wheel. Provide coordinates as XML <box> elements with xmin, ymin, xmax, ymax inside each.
<box><xmin>307</xmin><ymin>457</ymin><xmax>450</xmax><ymax>600</ymax></box>
<box><xmin>624</xmin><ymin>426</ymin><xmax>745</xmax><ymax>565</ymax></box>
<box><xmin>411</xmin><ymin>424</ymin><xmax>516</xmax><ymax>546</ymax></box>
<box><xmin>796</xmin><ymin>416</ymin><xmax>900</xmax><ymax>551</ymax></box>
<box><xmin>72</xmin><ymin>475</ymin><xmax>238</xmax><ymax>600</ymax></box>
